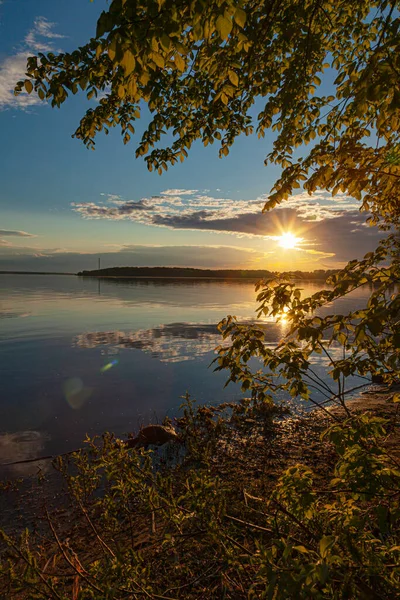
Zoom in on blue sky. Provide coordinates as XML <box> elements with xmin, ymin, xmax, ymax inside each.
<box><xmin>0</xmin><ymin>0</ymin><xmax>383</xmax><ymax>272</ymax></box>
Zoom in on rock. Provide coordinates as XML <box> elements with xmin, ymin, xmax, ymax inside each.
<box><xmin>124</xmin><ymin>425</ymin><xmax>179</xmax><ymax>449</ymax></box>
<box><xmin>371</xmin><ymin>374</ymin><xmax>385</xmax><ymax>384</ymax></box>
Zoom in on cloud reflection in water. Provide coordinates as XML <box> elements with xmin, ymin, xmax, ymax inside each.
<box><xmin>73</xmin><ymin>321</ymin><xmax>288</xmax><ymax>364</ymax></box>
<box><xmin>73</xmin><ymin>323</ymin><xmax>222</xmax><ymax>363</ymax></box>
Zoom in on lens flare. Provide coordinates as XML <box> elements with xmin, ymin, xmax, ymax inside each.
<box><xmin>63</xmin><ymin>377</ymin><xmax>92</xmax><ymax>410</ymax></box>
<box><xmin>100</xmin><ymin>359</ymin><xmax>119</xmax><ymax>373</ymax></box>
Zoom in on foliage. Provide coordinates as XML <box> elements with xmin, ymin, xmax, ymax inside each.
<box><xmin>14</xmin><ymin>0</ymin><xmax>400</xmax><ymax>225</ymax></box>
<box><xmin>0</xmin><ymin>396</ymin><xmax>399</xmax><ymax>599</ymax></box>
<box><xmin>215</xmin><ymin>234</ymin><xmax>400</xmax><ymax>412</ymax></box>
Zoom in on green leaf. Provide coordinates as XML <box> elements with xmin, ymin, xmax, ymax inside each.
<box><xmin>216</xmin><ymin>15</ymin><xmax>232</xmax><ymax>40</ymax></box>
<box><xmin>319</xmin><ymin>536</ymin><xmax>335</xmax><ymax>558</ymax></box>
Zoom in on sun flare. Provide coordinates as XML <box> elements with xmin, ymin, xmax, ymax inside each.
<box><xmin>277</xmin><ymin>232</ymin><xmax>300</xmax><ymax>249</ymax></box>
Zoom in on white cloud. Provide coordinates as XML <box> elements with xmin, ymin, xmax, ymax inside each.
<box><xmin>29</xmin><ymin>17</ymin><xmax>65</xmax><ymax>40</ymax></box>
<box><xmin>161</xmin><ymin>189</ymin><xmax>199</xmax><ymax>196</ymax></box>
<box><xmin>0</xmin><ymin>16</ymin><xmax>65</xmax><ymax>110</ymax></box>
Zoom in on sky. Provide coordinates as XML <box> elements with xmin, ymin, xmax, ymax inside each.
<box><xmin>0</xmin><ymin>0</ymin><xmax>384</xmax><ymax>272</ymax></box>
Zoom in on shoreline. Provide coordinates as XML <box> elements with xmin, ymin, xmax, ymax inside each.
<box><xmin>1</xmin><ymin>384</ymin><xmax>397</xmax><ymax>475</ymax></box>
<box><xmin>0</xmin><ymin>272</ymin><xmax>332</xmax><ymax>281</ymax></box>
<box><xmin>1</xmin><ymin>385</ymin><xmax>398</xmax><ymax>539</ymax></box>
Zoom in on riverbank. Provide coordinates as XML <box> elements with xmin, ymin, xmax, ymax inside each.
<box><xmin>1</xmin><ymin>385</ymin><xmax>399</xmax><ymax>598</ymax></box>
<box><xmin>1</xmin><ymin>384</ymin><xmax>398</xmax><ymax>534</ymax></box>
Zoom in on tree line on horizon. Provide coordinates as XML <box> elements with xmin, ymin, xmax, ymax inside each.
<box><xmin>77</xmin><ymin>266</ymin><xmax>340</xmax><ymax>279</ymax></box>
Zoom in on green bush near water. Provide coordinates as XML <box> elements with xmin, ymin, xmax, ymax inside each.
<box><xmin>0</xmin><ymin>388</ymin><xmax>399</xmax><ymax>598</ymax></box>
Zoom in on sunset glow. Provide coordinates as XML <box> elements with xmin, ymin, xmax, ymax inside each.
<box><xmin>277</xmin><ymin>232</ymin><xmax>300</xmax><ymax>249</ymax></box>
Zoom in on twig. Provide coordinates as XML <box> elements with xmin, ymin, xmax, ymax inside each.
<box><xmin>45</xmin><ymin>507</ymin><xmax>103</xmax><ymax>595</ymax></box>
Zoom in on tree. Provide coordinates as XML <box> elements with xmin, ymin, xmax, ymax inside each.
<box><xmin>15</xmin><ymin>0</ymin><xmax>400</xmax><ymax>226</ymax></box>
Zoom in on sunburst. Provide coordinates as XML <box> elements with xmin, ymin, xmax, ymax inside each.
<box><xmin>277</xmin><ymin>232</ymin><xmax>301</xmax><ymax>249</ymax></box>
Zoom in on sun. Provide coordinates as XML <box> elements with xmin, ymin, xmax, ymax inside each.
<box><xmin>278</xmin><ymin>232</ymin><xmax>300</xmax><ymax>249</ymax></box>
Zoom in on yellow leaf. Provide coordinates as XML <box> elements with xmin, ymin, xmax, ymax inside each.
<box><xmin>108</xmin><ymin>40</ymin><xmax>117</xmax><ymax>61</ymax></box>
<box><xmin>140</xmin><ymin>71</ymin><xmax>150</xmax><ymax>86</ymax></box>
<box><xmin>127</xmin><ymin>78</ymin><xmax>137</xmax><ymax>97</ymax></box>
<box><xmin>121</xmin><ymin>49</ymin><xmax>136</xmax><ymax>75</ymax></box>
<box><xmin>174</xmin><ymin>54</ymin><xmax>185</xmax><ymax>72</ymax></box>
<box><xmin>24</xmin><ymin>80</ymin><xmax>33</xmax><ymax>94</ymax></box>
<box><xmin>216</xmin><ymin>15</ymin><xmax>232</xmax><ymax>40</ymax></box>
<box><xmin>228</xmin><ymin>70</ymin><xmax>239</xmax><ymax>86</ymax></box>
<box><xmin>233</xmin><ymin>8</ymin><xmax>246</xmax><ymax>28</ymax></box>
<box><xmin>151</xmin><ymin>52</ymin><xmax>165</xmax><ymax>68</ymax></box>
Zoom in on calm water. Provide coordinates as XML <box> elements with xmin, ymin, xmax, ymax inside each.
<box><xmin>0</xmin><ymin>274</ymin><xmax>371</xmax><ymax>472</ymax></box>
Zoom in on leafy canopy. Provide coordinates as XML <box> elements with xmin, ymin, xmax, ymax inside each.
<box><xmin>15</xmin><ymin>0</ymin><xmax>400</xmax><ymax>225</ymax></box>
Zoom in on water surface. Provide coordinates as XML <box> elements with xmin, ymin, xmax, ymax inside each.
<box><xmin>0</xmin><ymin>274</ymin><xmax>371</xmax><ymax>470</ymax></box>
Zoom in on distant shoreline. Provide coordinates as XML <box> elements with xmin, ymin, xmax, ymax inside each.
<box><xmin>0</xmin><ymin>271</ymin><xmax>75</xmax><ymax>276</ymax></box>
<box><xmin>77</xmin><ymin>266</ymin><xmax>339</xmax><ymax>281</ymax></box>
<box><xmin>79</xmin><ymin>274</ymin><xmax>331</xmax><ymax>281</ymax></box>
<box><xmin>0</xmin><ymin>268</ymin><xmax>338</xmax><ymax>281</ymax></box>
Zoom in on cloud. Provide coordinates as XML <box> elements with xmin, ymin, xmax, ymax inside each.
<box><xmin>71</xmin><ymin>189</ymin><xmax>386</xmax><ymax>268</ymax></box>
<box><xmin>161</xmin><ymin>189</ymin><xmax>199</xmax><ymax>196</ymax></box>
<box><xmin>28</xmin><ymin>17</ymin><xmax>65</xmax><ymax>41</ymax></box>
<box><xmin>0</xmin><ymin>229</ymin><xmax>36</xmax><ymax>237</ymax></box>
<box><xmin>0</xmin><ymin>17</ymin><xmax>65</xmax><ymax>110</ymax></box>
<box><xmin>72</xmin><ymin>190</ymin><xmax>360</xmax><ymax>238</ymax></box>
<box><xmin>71</xmin><ymin>199</ymin><xmax>152</xmax><ymax>217</ymax></box>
